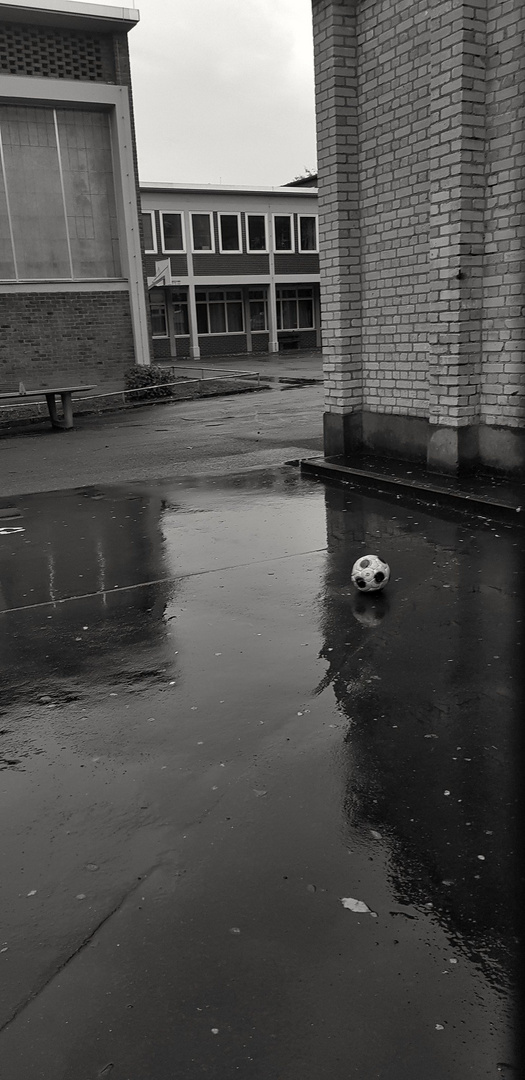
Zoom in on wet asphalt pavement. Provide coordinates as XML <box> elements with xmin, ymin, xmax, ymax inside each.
<box><xmin>0</xmin><ymin>459</ymin><xmax>521</xmax><ymax>1079</ymax></box>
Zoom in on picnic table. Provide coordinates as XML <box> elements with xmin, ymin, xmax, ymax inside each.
<box><xmin>0</xmin><ymin>384</ymin><xmax>95</xmax><ymax>430</ymax></box>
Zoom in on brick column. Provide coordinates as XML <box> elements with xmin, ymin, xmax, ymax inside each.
<box><xmin>427</xmin><ymin>0</ymin><xmax>487</xmax><ymax>473</ymax></box>
<box><xmin>312</xmin><ymin>0</ymin><xmax>362</xmax><ymax>457</ymax></box>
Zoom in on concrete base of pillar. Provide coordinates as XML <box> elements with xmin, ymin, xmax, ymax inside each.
<box><xmin>323</xmin><ymin>411</ymin><xmax>363</xmax><ymax>457</ymax></box>
<box><xmin>426</xmin><ymin>425</ymin><xmax>479</xmax><ymax>475</ymax></box>
<box><xmin>190</xmin><ymin>345</ymin><xmax>201</xmax><ymax>360</ymax></box>
<box><xmin>268</xmin><ymin>340</ymin><xmax>279</xmax><ymax>354</ymax></box>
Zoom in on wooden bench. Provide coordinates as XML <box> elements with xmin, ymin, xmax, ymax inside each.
<box><xmin>0</xmin><ymin>384</ymin><xmax>95</xmax><ymax>430</ymax></box>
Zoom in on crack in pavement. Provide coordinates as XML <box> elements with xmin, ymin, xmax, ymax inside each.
<box><xmin>0</xmin><ymin>866</ymin><xmax>163</xmax><ymax>1036</ymax></box>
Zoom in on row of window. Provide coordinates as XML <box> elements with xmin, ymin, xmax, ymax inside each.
<box><xmin>150</xmin><ymin>287</ymin><xmax>315</xmax><ymax>337</ymax></box>
<box><xmin>142</xmin><ymin>211</ymin><xmax>318</xmax><ymax>256</ymax></box>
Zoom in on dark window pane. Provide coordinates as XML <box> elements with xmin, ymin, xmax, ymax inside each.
<box><xmin>196</xmin><ymin>303</ymin><xmax>208</xmax><ymax>334</ymax></box>
<box><xmin>163</xmin><ymin>213</ymin><xmax>183</xmax><ymax>251</ymax></box>
<box><xmin>150</xmin><ymin>304</ymin><xmax>167</xmax><ymax>336</ymax></box>
<box><xmin>209</xmin><ymin>303</ymin><xmax>226</xmax><ymax>334</ymax></box>
<box><xmin>226</xmin><ymin>290</ymin><xmax>242</xmax><ymax>300</ymax></box>
<box><xmin>227</xmin><ymin>302</ymin><xmax>243</xmax><ymax>333</ymax></box>
<box><xmin>172</xmin><ymin>301</ymin><xmax>188</xmax><ymax>336</ymax></box>
<box><xmin>298</xmin><ymin>297</ymin><xmax>313</xmax><ymax>327</ymax></box>
<box><xmin>192</xmin><ymin>214</ymin><xmax>212</xmax><ymax>250</ymax></box>
<box><xmin>220</xmin><ymin>215</ymin><xmax>240</xmax><ymax>251</ymax></box>
<box><xmin>142</xmin><ymin>213</ymin><xmax>154</xmax><ymax>251</ymax></box>
<box><xmin>250</xmin><ymin>300</ymin><xmax>266</xmax><ymax>331</ymax></box>
<box><xmin>274</xmin><ymin>215</ymin><xmax>292</xmax><ymax>251</ymax></box>
<box><xmin>299</xmin><ymin>216</ymin><xmax>317</xmax><ymax>251</ymax></box>
<box><xmin>281</xmin><ymin>300</ymin><xmax>297</xmax><ymax>329</ymax></box>
<box><xmin>247</xmin><ymin>215</ymin><xmax>266</xmax><ymax>250</ymax></box>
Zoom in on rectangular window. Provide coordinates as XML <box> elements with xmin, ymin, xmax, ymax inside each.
<box><xmin>0</xmin><ymin>104</ymin><xmax>120</xmax><ymax>280</ymax></box>
<box><xmin>191</xmin><ymin>213</ymin><xmax>214</xmax><ymax>252</ymax></box>
<box><xmin>249</xmin><ymin>288</ymin><xmax>268</xmax><ymax>331</ymax></box>
<box><xmin>172</xmin><ymin>289</ymin><xmax>189</xmax><ymax>336</ymax></box>
<box><xmin>247</xmin><ymin>215</ymin><xmax>267</xmax><ymax>252</ymax></box>
<box><xmin>195</xmin><ymin>289</ymin><xmax>244</xmax><ymax>335</ymax></box>
<box><xmin>273</xmin><ymin>214</ymin><xmax>294</xmax><ymax>252</ymax></box>
<box><xmin>276</xmin><ymin>287</ymin><xmax>314</xmax><ymax>330</ymax></box>
<box><xmin>142</xmin><ymin>211</ymin><xmax>156</xmax><ymax>254</ymax></box>
<box><xmin>219</xmin><ymin>213</ymin><xmax>241</xmax><ymax>253</ymax></box>
<box><xmin>160</xmin><ymin>212</ymin><xmax>184</xmax><ymax>253</ymax></box>
<box><xmin>299</xmin><ymin>215</ymin><xmax>318</xmax><ymax>252</ymax></box>
<box><xmin>149</xmin><ymin>288</ymin><xmax>167</xmax><ymax>337</ymax></box>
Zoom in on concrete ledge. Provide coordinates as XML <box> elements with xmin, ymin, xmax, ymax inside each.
<box><xmin>300</xmin><ymin>455</ymin><xmax>524</xmax><ymax>524</ymax></box>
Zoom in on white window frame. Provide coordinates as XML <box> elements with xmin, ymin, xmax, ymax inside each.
<box><xmin>246</xmin><ymin>213</ymin><xmax>268</xmax><ymax>253</ymax></box>
<box><xmin>142</xmin><ymin>210</ymin><xmax>157</xmax><ymax>255</ymax></box>
<box><xmin>191</xmin><ymin>212</ymin><xmax>215</xmax><ymax>253</ymax></box>
<box><xmin>298</xmin><ymin>215</ymin><xmax>318</xmax><ymax>253</ymax></box>
<box><xmin>159</xmin><ymin>211</ymin><xmax>185</xmax><ymax>254</ymax></box>
<box><xmin>195</xmin><ymin>288</ymin><xmax>244</xmax><ymax>335</ymax></box>
<box><xmin>218</xmin><ymin>212</ymin><xmax>242</xmax><ymax>254</ymax></box>
<box><xmin>273</xmin><ymin>213</ymin><xmax>295</xmax><ymax>253</ymax></box>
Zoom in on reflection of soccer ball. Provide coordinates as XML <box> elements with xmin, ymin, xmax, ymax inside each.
<box><xmin>351</xmin><ymin>591</ymin><xmax>389</xmax><ymax>626</ymax></box>
<box><xmin>351</xmin><ymin>554</ymin><xmax>390</xmax><ymax>593</ymax></box>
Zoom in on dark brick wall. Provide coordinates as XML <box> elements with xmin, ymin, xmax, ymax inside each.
<box><xmin>198</xmin><ymin>335</ymin><xmax>247</xmax><ymax>356</ymax></box>
<box><xmin>0</xmin><ymin>291</ymin><xmax>135</xmax><ymax>390</ymax></box>
<box><xmin>274</xmin><ymin>254</ymin><xmax>319</xmax><ymax>274</ymax></box>
<box><xmin>193</xmin><ymin>254</ymin><xmax>270</xmax><ymax>276</ymax></box>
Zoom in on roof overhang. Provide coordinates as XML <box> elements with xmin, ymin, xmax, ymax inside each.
<box><xmin>0</xmin><ymin>0</ymin><xmax>139</xmax><ymax>33</ymax></box>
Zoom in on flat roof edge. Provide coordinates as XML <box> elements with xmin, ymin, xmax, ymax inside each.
<box><xmin>0</xmin><ymin>1</ymin><xmax>139</xmax><ymax>31</ymax></box>
<box><xmin>140</xmin><ymin>182</ymin><xmax>318</xmax><ymax>196</ymax></box>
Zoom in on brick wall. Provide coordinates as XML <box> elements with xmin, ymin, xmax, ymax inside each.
<box><xmin>312</xmin><ymin>0</ymin><xmax>524</xmax><ymax>472</ymax></box>
<box><xmin>481</xmin><ymin>0</ymin><xmax>525</xmax><ymax>429</ymax></box>
<box><xmin>359</xmin><ymin>0</ymin><xmax>430</xmax><ymax>419</ymax></box>
<box><xmin>0</xmin><ymin>292</ymin><xmax>135</xmax><ymax>390</ymax></box>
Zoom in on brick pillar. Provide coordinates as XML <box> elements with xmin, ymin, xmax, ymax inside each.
<box><xmin>312</xmin><ymin>0</ymin><xmax>362</xmax><ymax>458</ymax></box>
<box><xmin>427</xmin><ymin>0</ymin><xmax>487</xmax><ymax>473</ymax></box>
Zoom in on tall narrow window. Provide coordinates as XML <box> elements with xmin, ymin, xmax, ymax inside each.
<box><xmin>141</xmin><ymin>212</ymin><xmax>156</xmax><ymax>254</ymax></box>
<box><xmin>191</xmin><ymin>213</ymin><xmax>214</xmax><ymax>252</ymax></box>
<box><xmin>247</xmin><ymin>215</ymin><xmax>267</xmax><ymax>252</ymax></box>
<box><xmin>219</xmin><ymin>213</ymin><xmax>241</xmax><ymax>252</ymax></box>
<box><xmin>273</xmin><ymin>214</ymin><xmax>294</xmax><ymax>252</ymax></box>
<box><xmin>171</xmin><ymin>290</ymin><xmax>189</xmax><ymax>335</ymax></box>
<box><xmin>249</xmin><ymin>289</ymin><xmax>268</xmax><ymax>331</ymax></box>
<box><xmin>149</xmin><ymin>289</ymin><xmax>167</xmax><ymax>337</ymax></box>
<box><xmin>161</xmin><ymin>213</ymin><xmax>184</xmax><ymax>252</ymax></box>
<box><xmin>299</xmin><ymin>215</ymin><xmax>318</xmax><ymax>252</ymax></box>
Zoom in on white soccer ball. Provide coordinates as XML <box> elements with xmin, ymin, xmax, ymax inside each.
<box><xmin>351</xmin><ymin>554</ymin><xmax>390</xmax><ymax>593</ymax></box>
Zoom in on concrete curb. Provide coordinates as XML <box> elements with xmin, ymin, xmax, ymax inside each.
<box><xmin>300</xmin><ymin>456</ymin><xmax>523</xmax><ymax>524</ymax></box>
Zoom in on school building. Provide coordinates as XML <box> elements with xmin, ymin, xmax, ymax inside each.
<box><xmin>140</xmin><ymin>182</ymin><xmax>321</xmax><ymax>360</ymax></box>
<box><xmin>0</xmin><ymin>0</ymin><xmax>150</xmax><ymax>392</ymax></box>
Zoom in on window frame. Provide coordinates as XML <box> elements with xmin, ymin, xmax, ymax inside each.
<box><xmin>298</xmin><ymin>214</ymin><xmax>318</xmax><ymax>253</ymax></box>
<box><xmin>191</xmin><ymin>212</ymin><xmax>215</xmax><ymax>253</ymax></box>
<box><xmin>276</xmin><ymin>286</ymin><xmax>314</xmax><ymax>331</ymax></box>
<box><xmin>218</xmin><ymin>212</ymin><xmax>242</xmax><ymax>254</ymax></box>
<box><xmin>273</xmin><ymin>213</ymin><xmax>295</xmax><ymax>253</ymax></box>
<box><xmin>246</xmin><ymin>213</ymin><xmax>268</xmax><ymax>254</ymax></box>
<box><xmin>159</xmin><ymin>211</ymin><xmax>185</xmax><ymax>254</ymax></box>
<box><xmin>141</xmin><ymin>211</ymin><xmax>157</xmax><ymax>255</ymax></box>
<box><xmin>149</xmin><ymin>288</ymin><xmax>168</xmax><ymax>338</ymax></box>
<box><xmin>195</xmin><ymin>288</ymin><xmax>245</xmax><ymax>335</ymax></box>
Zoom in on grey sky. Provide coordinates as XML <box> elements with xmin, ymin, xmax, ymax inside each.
<box><xmin>123</xmin><ymin>0</ymin><xmax>317</xmax><ymax>187</ymax></box>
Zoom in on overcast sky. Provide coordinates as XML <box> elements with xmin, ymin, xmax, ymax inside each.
<box><xmin>120</xmin><ymin>0</ymin><xmax>317</xmax><ymax>187</ymax></box>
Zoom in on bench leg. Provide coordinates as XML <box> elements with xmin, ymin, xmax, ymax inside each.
<box><xmin>45</xmin><ymin>393</ymin><xmax>62</xmax><ymax>429</ymax></box>
<box><xmin>60</xmin><ymin>392</ymin><xmax>73</xmax><ymax>430</ymax></box>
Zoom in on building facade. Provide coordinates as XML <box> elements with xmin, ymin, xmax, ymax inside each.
<box><xmin>0</xmin><ymin>0</ymin><xmax>150</xmax><ymax>392</ymax></box>
<box><xmin>140</xmin><ymin>183</ymin><xmax>321</xmax><ymax>360</ymax></box>
<box><xmin>312</xmin><ymin>0</ymin><xmax>524</xmax><ymax>475</ymax></box>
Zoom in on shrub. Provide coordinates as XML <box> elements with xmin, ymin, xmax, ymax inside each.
<box><xmin>124</xmin><ymin>365</ymin><xmax>177</xmax><ymax>400</ymax></box>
